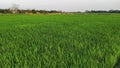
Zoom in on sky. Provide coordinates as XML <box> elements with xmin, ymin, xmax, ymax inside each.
<box><xmin>0</xmin><ymin>0</ymin><xmax>120</xmax><ymax>12</ymax></box>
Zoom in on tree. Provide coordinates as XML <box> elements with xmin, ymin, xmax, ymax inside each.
<box><xmin>10</xmin><ymin>4</ymin><xmax>19</xmax><ymax>14</ymax></box>
<box><xmin>32</xmin><ymin>9</ymin><xmax>36</xmax><ymax>14</ymax></box>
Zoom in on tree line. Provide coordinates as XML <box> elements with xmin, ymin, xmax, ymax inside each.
<box><xmin>0</xmin><ymin>8</ymin><xmax>120</xmax><ymax>14</ymax></box>
<box><xmin>85</xmin><ymin>10</ymin><xmax>120</xmax><ymax>13</ymax></box>
<box><xmin>0</xmin><ymin>9</ymin><xmax>63</xmax><ymax>14</ymax></box>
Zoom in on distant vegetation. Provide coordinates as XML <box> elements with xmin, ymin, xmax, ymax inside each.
<box><xmin>0</xmin><ymin>8</ymin><xmax>120</xmax><ymax>14</ymax></box>
<box><xmin>0</xmin><ymin>9</ymin><xmax>63</xmax><ymax>14</ymax></box>
<box><xmin>86</xmin><ymin>10</ymin><xmax>120</xmax><ymax>13</ymax></box>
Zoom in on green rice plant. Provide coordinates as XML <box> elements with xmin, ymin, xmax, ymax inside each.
<box><xmin>0</xmin><ymin>14</ymin><xmax>120</xmax><ymax>68</ymax></box>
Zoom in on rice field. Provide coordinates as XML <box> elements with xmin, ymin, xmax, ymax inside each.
<box><xmin>0</xmin><ymin>14</ymin><xmax>120</xmax><ymax>68</ymax></box>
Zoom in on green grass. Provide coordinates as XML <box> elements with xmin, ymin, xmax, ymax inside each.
<box><xmin>0</xmin><ymin>14</ymin><xmax>120</xmax><ymax>68</ymax></box>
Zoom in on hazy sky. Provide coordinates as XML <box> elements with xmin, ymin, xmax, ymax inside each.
<box><xmin>0</xmin><ymin>0</ymin><xmax>120</xmax><ymax>12</ymax></box>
